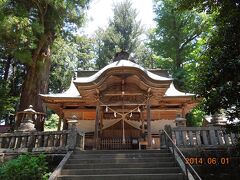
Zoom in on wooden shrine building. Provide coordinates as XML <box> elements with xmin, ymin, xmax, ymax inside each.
<box><xmin>41</xmin><ymin>59</ymin><xmax>197</xmax><ymax>150</ymax></box>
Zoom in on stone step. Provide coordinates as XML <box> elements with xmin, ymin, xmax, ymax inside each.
<box><xmin>61</xmin><ymin>167</ymin><xmax>181</xmax><ymax>175</ymax></box>
<box><xmin>70</xmin><ymin>152</ymin><xmax>172</xmax><ymax>159</ymax></box>
<box><xmin>63</xmin><ymin>161</ymin><xmax>178</xmax><ymax>169</ymax></box>
<box><xmin>73</xmin><ymin>149</ymin><xmax>170</xmax><ymax>154</ymax></box>
<box><xmin>57</xmin><ymin>173</ymin><xmax>185</xmax><ymax>180</ymax></box>
<box><xmin>67</xmin><ymin>156</ymin><xmax>174</xmax><ymax>164</ymax></box>
<box><xmin>56</xmin><ymin>149</ymin><xmax>184</xmax><ymax>180</ymax></box>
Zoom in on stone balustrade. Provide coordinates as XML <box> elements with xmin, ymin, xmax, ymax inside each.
<box><xmin>0</xmin><ymin>129</ymin><xmax>85</xmax><ymax>153</ymax></box>
<box><xmin>160</xmin><ymin>126</ymin><xmax>239</xmax><ymax>148</ymax></box>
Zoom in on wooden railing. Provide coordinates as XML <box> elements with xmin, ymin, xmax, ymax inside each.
<box><xmin>0</xmin><ymin>125</ymin><xmax>85</xmax><ymax>153</ymax></box>
<box><xmin>171</xmin><ymin>127</ymin><xmax>239</xmax><ymax>147</ymax></box>
<box><xmin>100</xmin><ymin>138</ymin><xmax>133</xmax><ymax>150</ymax></box>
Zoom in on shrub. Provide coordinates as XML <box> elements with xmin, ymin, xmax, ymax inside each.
<box><xmin>186</xmin><ymin>106</ymin><xmax>205</xmax><ymax>127</ymax></box>
<box><xmin>0</xmin><ymin>154</ymin><xmax>49</xmax><ymax>180</ymax></box>
<box><xmin>44</xmin><ymin>113</ymin><xmax>59</xmax><ymax>130</ymax></box>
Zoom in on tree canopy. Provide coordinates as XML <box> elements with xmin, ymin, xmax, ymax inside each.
<box><xmin>0</xmin><ymin>0</ymin><xmax>89</xmax><ymax>116</ymax></box>
<box><xmin>49</xmin><ymin>35</ymin><xmax>94</xmax><ymax>93</ymax></box>
<box><xmin>94</xmin><ymin>0</ymin><xmax>143</xmax><ymax>69</ymax></box>
<box><xmin>150</xmin><ymin>0</ymin><xmax>210</xmax><ymax>90</ymax></box>
<box><xmin>178</xmin><ymin>0</ymin><xmax>240</xmax><ymax>120</ymax></box>
<box><xmin>0</xmin><ymin>0</ymin><xmax>89</xmax><ymax>129</ymax></box>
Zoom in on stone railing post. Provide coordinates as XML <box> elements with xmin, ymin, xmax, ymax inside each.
<box><xmin>164</xmin><ymin>125</ymin><xmax>172</xmax><ymax>146</ymax></box>
<box><xmin>78</xmin><ymin>131</ymin><xmax>85</xmax><ymax>150</ymax></box>
<box><xmin>159</xmin><ymin>130</ymin><xmax>167</xmax><ymax>149</ymax></box>
<box><xmin>67</xmin><ymin>119</ymin><xmax>78</xmax><ymax>150</ymax></box>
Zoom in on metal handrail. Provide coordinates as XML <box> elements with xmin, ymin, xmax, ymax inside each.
<box><xmin>162</xmin><ymin>129</ymin><xmax>202</xmax><ymax>180</ymax></box>
<box><xmin>48</xmin><ymin>151</ymin><xmax>73</xmax><ymax>180</ymax></box>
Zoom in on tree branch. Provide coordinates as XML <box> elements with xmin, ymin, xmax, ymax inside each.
<box><xmin>180</xmin><ymin>32</ymin><xmax>200</xmax><ymax>50</ymax></box>
<box><xmin>32</xmin><ymin>0</ymin><xmax>44</xmax><ymax>25</ymax></box>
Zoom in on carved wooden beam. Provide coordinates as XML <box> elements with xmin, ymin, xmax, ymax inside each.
<box><xmin>104</xmin><ymin>92</ymin><xmax>144</xmax><ymax>96</ymax></box>
<box><xmin>100</xmin><ymin>103</ymin><xmax>146</xmax><ymax>107</ymax></box>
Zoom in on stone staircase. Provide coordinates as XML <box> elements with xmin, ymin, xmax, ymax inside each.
<box><xmin>56</xmin><ymin>149</ymin><xmax>185</xmax><ymax>180</ymax></box>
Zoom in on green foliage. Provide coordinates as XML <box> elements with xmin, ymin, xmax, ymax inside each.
<box><xmin>0</xmin><ymin>0</ymin><xmax>89</xmax><ymax>62</ymax></box>
<box><xmin>44</xmin><ymin>113</ymin><xmax>59</xmax><ymax>130</ymax></box>
<box><xmin>94</xmin><ymin>28</ymin><xmax>115</xmax><ymax>69</ymax></box>
<box><xmin>186</xmin><ymin>106</ymin><xmax>205</xmax><ymax>127</ymax></box>
<box><xmin>49</xmin><ymin>37</ymin><xmax>77</xmax><ymax>93</ymax></box>
<box><xmin>74</xmin><ymin>35</ymin><xmax>95</xmax><ymax>70</ymax></box>
<box><xmin>134</xmin><ymin>43</ymin><xmax>156</xmax><ymax>69</ymax></box>
<box><xmin>94</xmin><ymin>0</ymin><xmax>144</xmax><ymax>69</ymax></box>
<box><xmin>13</xmin><ymin>50</ymin><xmax>32</xmax><ymax>65</ymax></box>
<box><xmin>150</xmin><ymin>0</ymin><xmax>210</xmax><ymax>90</ymax></box>
<box><xmin>0</xmin><ymin>4</ymin><xmax>35</xmax><ymax>63</ymax></box>
<box><xmin>0</xmin><ymin>0</ymin><xmax>89</xmax><ymax>113</ymax></box>
<box><xmin>178</xmin><ymin>0</ymin><xmax>240</xmax><ymax>120</ymax></box>
<box><xmin>49</xmin><ymin>36</ymin><xmax>95</xmax><ymax>93</ymax></box>
<box><xmin>108</xmin><ymin>0</ymin><xmax>143</xmax><ymax>53</ymax></box>
<box><xmin>0</xmin><ymin>81</ymin><xmax>15</xmax><ymax>113</ymax></box>
<box><xmin>0</xmin><ymin>80</ymin><xmax>18</xmax><ymax>124</ymax></box>
<box><xmin>0</xmin><ymin>154</ymin><xmax>49</xmax><ymax>180</ymax></box>
<box><xmin>0</xmin><ymin>50</ymin><xmax>25</xmax><ymax>124</ymax></box>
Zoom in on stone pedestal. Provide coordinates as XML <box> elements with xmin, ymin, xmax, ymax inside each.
<box><xmin>175</xmin><ymin>117</ymin><xmax>186</xmax><ymax>127</ymax></box>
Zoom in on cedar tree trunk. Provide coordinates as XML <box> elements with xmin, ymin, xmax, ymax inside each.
<box><xmin>19</xmin><ymin>33</ymin><xmax>53</xmax><ymax>131</ymax></box>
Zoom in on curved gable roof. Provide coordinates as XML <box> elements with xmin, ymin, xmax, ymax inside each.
<box><xmin>164</xmin><ymin>83</ymin><xmax>195</xmax><ymax>97</ymax></box>
<box><xmin>40</xmin><ymin>80</ymin><xmax>81</xmax><ymax>98</ymax></box>
<box><xmin>74</xmin><ymin>60</ymin><xmax>172</xmax><ymax>85</ymax></box>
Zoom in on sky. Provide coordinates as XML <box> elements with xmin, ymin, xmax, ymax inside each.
<box><xmin>81</xmin><ymin>0</ymin><xmax>156</xmax><ymax>36</ymax></box>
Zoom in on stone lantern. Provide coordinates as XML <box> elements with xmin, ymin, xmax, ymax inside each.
<box><xmin>211</xmin><ymin>113</ymin><xmax>227</xmax><ymax>126</ymax></box>
<box><xmin>68</xmin><ymin>115</ymin><xmax>78</xmax><ymax>129</ymax></box>
<box><xmin>175</xmin><ymin>114</ymin><xmax>186</xmax><ymax>127</ymax></box>
<box><xmin>16</xmin><ymin>105</ymin><xmax>36</xmax><ymax>132</ymax></box>
<box><xmin>67</xmin><ymin>115</ymin><xmax>78</xmax><ymax>150</ymax></box>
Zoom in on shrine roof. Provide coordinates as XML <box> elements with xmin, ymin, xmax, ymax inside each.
<box><xmin>40</xmin><ymin>80</ymin><xmax>81</xmax><ymax>98</ymax></box>
<box><xmin>77</xmin><ymin>69</ymin><xmax>170</xmax><ymax>78</ymax></box>
<box><xmin>164</xmin><ymin>83</ymin><xmax>195</xmax><ymax>97</ymax></box>
<box><xmin>74</xmin><ymin>59</ymin><xmax>172</xmax><ymax>84</ymax></box>
<box><xmin>40</xmin><ymin>60</ymin><xmax>195</xmax><ymax>100</ymax></box>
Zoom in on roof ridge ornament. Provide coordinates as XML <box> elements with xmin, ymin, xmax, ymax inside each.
<box><xmin>113</xmin><ymin>50</ymin><xmax>130</xmax><ymax>62</ymax></box>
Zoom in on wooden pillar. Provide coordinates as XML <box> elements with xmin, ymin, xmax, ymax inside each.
<box><xmin>57</xmin><ymin>113</ymin><xmax>63</xmax><ymax>131</ymax></box>
<box><xmin>100</xmin><ymin>108</ymin><xmax>103</xmax><ymax>136</ymax></box>
<box><xmin>57</xmin><ymin>118</ymin><xmax>61</xmax><ymax>131</ymax></box>
<box><xmin>147</xmin><ymin>97</ymin><xmax>151</xmax><ymax>148</ymax></box>
<box><xmin>140</xmin><ymin>111</ymin><xmax>144</xmax><ymax>135</ymax></box>
<box><xmin>94</xmin><ymin>100</ymin><xmax>100</xmax><ymax>149</ymax></box>
<box><xmin>63</xmin><ymin>118</ymin><xmax>68</xmax><ymax>130</ymax></box>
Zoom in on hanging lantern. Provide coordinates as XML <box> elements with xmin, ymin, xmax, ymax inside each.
<box><xmin>114</xmin><ymin>112</ymin><xmax>117</xmax><ymax>117</ymax></box>
<box><xmin>105</xmin><ymin>106</ymin><xmax>108</xmax><ymax>112</ymax></box>
<box><xmin>130</xmin><ymin>112</ymin><xmax>133</xmax><ymax>118</ymax></box>
<box><xmin>137</xmin><ymin>107</ymin><xmax>141</xmax><ymax>112</ymax></box>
